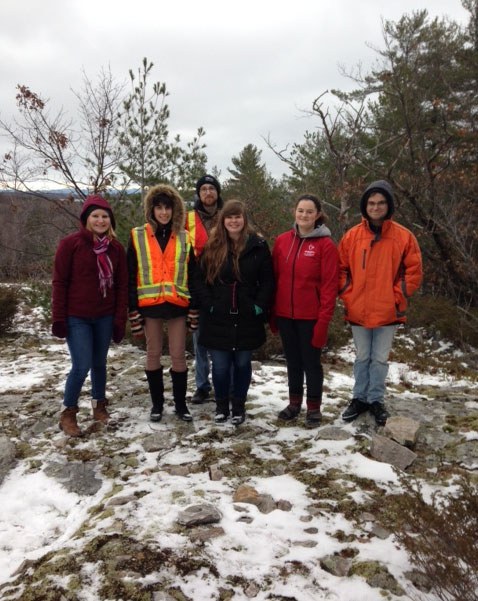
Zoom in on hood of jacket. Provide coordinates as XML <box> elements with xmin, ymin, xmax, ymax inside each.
<box><xmin>294</xmin><ymin>223</ymin><xmax>332</xmax><ymax>239</ymax></box>
<box><xmin>359</xmin><ymin>180</ymin><xmax>395</xmax><ymax>220</ymax></box>
<box><xmin>144</xmin><ymin>184</ymin><xmax>185</xmax><ymax>234</ymax></box>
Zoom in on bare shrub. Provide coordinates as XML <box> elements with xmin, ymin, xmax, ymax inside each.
<box><xmin>386</xmin><ymin>475</ymin><xmax>478</xmax><ymax>601</ymax></box>
<box><xmin>0</xmin><ymin>286</ymin><xmax>19</xmax><ymax>335</ymax></box>
<box><xmin>408</xmin><ymin>293</ymin><xmax>478</xmax><ymax>349</ymax></box>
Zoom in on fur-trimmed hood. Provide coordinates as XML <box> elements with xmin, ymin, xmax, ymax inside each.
<box><xmin>143</xmin><ymin>184</ymin><xmax>186</xmax><ymax>234</ymax></box>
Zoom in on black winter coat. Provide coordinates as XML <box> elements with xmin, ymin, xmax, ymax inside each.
<box><xmin>196</xmin><ymin>234</ymin><xmax>274</xmax><ymax>351</ymax></box>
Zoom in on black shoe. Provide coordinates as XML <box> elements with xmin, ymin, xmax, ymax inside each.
<box><xmin>342</xmin><ymin>399</ymin><xmax>369</xmax><ymax>422</ymax></box>
<box><xmin>150</xmin><ymin>410</ymin><xmax>162</xmax><ymax>423</ymax></box>
<box><xmin>231</xmin><ymin>414</ymin><xmax>245</xmax><ymax>426</ymax></box>
<box><xmin>214</xmin><ymin>412</ymin><xmax>229</xmax><ymax>424</ymax></box>
<box><xmin>278</xmin><ymin>405</ymin><xmax>301</xmax><ymax>421</ymax></box>
<box><xmin>369</xmin><ymin>402</ymin><xmax>389</xmax><ymax>426</ymax></box>
<box><xmin>305</xmin><ymin>410</ymin><xmax>322</xmax><ymax>427</ymax></box>
<box><xmin>176</xmin><ymin>410</ymin><xmax>193</xmax><ymax>422</ymax></box>
<box><xmin>191</xmin><ymin>388</ymin><xmax>211</xmax><ymax>404</ymax></box>
<box><xmin>175</xmin><ymin>402</ymin><xmax>193</xmax><ymax>422</ymax></box>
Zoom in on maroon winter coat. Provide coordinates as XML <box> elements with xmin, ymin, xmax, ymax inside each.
<box><xmin>272</xmin><ymin>225</ymin><xmax>339</xmax><ymax>324</ymax></box>
<box><xmin>52</xmin><ymin>228</ymin><xmax>128</xmax><ymax>325</ymax></box>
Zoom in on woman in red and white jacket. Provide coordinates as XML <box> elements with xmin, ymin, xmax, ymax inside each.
<box><xmin>272</xmin><ymin>194</ymin><xmax>339</xmax><ymax>427</ymax></box>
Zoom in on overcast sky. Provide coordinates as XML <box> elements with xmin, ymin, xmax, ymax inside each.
<box><xmin>0</xmin><ymin>0</ymin><xmax>470</xmax><ymax>181</ymax></box>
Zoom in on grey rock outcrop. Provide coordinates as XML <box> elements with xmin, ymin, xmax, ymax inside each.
<box><xmin>383</xmin><ymin>416</ymin><xmax>420</xmax><ymax>448</ymax></box>
<box><xmin>177</xmin><ymin>504</ymin><xmax>222</xmax><ymax>527</ymax></box>
<box><xmin>44</xmin><ymin>461</ymin><xmax>102</xmax><ymax>495</ymax></box>
<box><xmin>370</xmin><ymin>434</ymin><xmax>417</xmax><ymax>470</ymax></box>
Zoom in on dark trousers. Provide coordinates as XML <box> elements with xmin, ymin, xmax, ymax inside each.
<box><xmin>277</xmin><ymin>317</ymin><xmax>323</xmax><ymax>400</ymax></box>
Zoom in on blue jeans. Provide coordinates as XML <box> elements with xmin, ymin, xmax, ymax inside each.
<box><xmin>193</xmin><ymin>329</ymin><xmax>211</xmax><ymax>392</ymax></box>
<box><xmin>64</xmin><ymin>315</ymin><xmax>114</xmax><ymax>407</ymax></box>
<box><xmin>351</xmin><ymin>325</ymin><xmax>397</xmax><ymax>404</ymax></box>
<box><xmin>209</xmin><ymin>349</ymin><xmax>252</xmax><ymax>400</ymax></box>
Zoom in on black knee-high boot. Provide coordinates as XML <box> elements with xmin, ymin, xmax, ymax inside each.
<box><xmin>145</xmin><ymin>368</ymin><xmax>164</xmax><ymax>422</ymax></box>
<box><xmin>170</xmin><ymin>369</ymin><xmax>193</xmax><ymax>422</ymax></box>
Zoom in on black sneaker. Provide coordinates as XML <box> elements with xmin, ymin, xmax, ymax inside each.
<box><xmin>369</xmin><ymin>402</ymin><xmax>389</xmax><ymax>426</ymax></box>
<box><xmin>342</xmin><ymin>399</ymin><xmax>369</xmax><ymax>422</ymax></box>
<box><xmin>150</xmin><ymin>411</ymin><xmax>162</xmax><ymax>423</ymax></box>
<box><xmin>214</xmin><ymin>412</ymin><xmax>229</xmax><ymax>424</ymax></box>
<box><xmin>231</xmin><ymin>414</ymin><xmax>245</xmax><ymax>426</ymax></box>
<box><xmin>191</xmin><ymin>388</ymin><xmax>210</xmax><ymax>404</ymax></box>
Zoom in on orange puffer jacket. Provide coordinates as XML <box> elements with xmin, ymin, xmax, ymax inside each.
<box><xmin>338</xmin><ymin>218</ymin><xmax>422</xmax><ymax>328</ymax></box>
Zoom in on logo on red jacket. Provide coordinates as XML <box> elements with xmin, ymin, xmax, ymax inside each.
<box><xmin>304</xmin><ymin>244</ymin><xmax>316</xmax><ymax>257</ymax></box>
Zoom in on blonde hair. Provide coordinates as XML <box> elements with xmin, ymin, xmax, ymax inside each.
<box><xmin>202</xmin><ymin>200</ymin><xmax>254</xmax><ymax>284</ymax></box>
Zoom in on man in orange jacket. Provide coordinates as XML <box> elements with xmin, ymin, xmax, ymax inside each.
<box><xmin>338</xmin><ymin>180</ymin><xmax>422</xmax><ymax>425</ymax></box>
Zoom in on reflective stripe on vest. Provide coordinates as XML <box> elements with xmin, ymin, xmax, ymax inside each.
<box><xmin>186</xmin><ymin>211</ymin><xmax>208</xmax><ymax>257</ymax></box>
<box><xmin>131</xmin><ymin>224</ymin><xmax>190</xmax><ymax>307</ymax></box>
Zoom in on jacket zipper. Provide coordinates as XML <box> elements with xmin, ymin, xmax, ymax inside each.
<box><xmin>230</xmin><ymin>281</ymin><xmax>238</xmax><ymax>314</ymax></box>
<box><xmin>290</xmin><ymin>238</ymin><xmax>303</xmax><ymax>318</ymax></box>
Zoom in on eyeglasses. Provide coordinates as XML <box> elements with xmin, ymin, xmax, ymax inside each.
<box><xmin>200</xmin><ymin>185</ymin><xmax>217</xmax><ymax>193</ymax></box>
<box><xmin>367</xmin><ymin>200</ymin><xmax>387</xmax><ymax>208</ymax></box>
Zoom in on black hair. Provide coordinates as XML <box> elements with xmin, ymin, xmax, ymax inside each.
<box><xmin>152</xmin><ymin>193</ymin><xmax>174</xmax><ymax>209</ymax></box>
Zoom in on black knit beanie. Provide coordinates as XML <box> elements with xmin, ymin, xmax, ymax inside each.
<box><xmin>195</xmin><ymin>174</ymin><xmax>221</xmax><ymax>196</ymax></box>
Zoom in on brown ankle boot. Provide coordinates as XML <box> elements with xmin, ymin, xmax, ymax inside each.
<box><xmin>59</xmin><ymin>406</ymin><xmax>82</xmax><ymax>437</ymax></box>
<box><xmin>92</xmin><ymin>399</ymin><xmax>109</xmax><ymax>424</ymax></box>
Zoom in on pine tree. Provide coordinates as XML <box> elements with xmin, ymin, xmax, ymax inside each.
<box><xmin>116</xmin><ymin>58</ymin><xmax>207</xmax><ymax>200</ymax></box>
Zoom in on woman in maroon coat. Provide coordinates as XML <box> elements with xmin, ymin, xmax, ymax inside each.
<box><xmin>272</xmin><ymin>194</ymin><xmax>339</xmax><ymax>427</ymax></box>
<box><xmin>52</xmin><ymin>195</ymin><xmax>128</xmax><ymax>437</ymax></box>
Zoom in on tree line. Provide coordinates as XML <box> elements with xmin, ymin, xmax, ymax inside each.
<box><xmin>1</xmin><ymin>3</ymin><xmax>477</xmax><ymax>313</ymax></box>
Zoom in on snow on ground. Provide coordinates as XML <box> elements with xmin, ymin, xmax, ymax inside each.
<box><xmin>0</xmin><ymin>312</ymin><xmax>476</xmax><ymax>600</ymax></box>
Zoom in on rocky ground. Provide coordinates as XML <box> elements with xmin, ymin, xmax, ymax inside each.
<box><xmin>0</xmin><ymin>298</ymin><xmax>477</xmax><ymax>601</ymax></box>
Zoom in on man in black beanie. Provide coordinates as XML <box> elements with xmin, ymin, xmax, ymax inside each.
<box><xmin>186</xmin><ymin>174</ymin><xmax>224</xmax><ymax>404</ymax></box>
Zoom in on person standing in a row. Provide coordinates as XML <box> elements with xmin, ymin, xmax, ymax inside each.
<box><xmin>195</xmin><ymin>200</ymin><xmax>274</xmax><ymax>425</ymax></box>
<box><xmin>272</xmin><ymin>194</ymin><xmax>339</xmax><ymax>427</ymax></box>
<box><xmin>127</xmin><ymin>184</ymin><xmax>195</xmax><ymax>423</ymax></box>
<box><xmin>339</xmin><ymin>180</ymin><xmax>422</xmax><ymax>425</ymax></box>
<box><xmin>52</xmin><ymin>195</ymin><xmax>128</xmax><ymax>437</ymax></box>
<box><xmin>186</xmin><ymin>174</ymin><xmax>224</xmax><ymax>405</ymax></box>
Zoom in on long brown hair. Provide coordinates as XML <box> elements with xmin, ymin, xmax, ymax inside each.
<box><xmin>202</xmin><ymin>200</ymin><xmax>254</xmax><ymax>284</ymax></box>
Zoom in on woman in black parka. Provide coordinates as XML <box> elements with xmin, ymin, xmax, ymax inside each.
<box><xmin>195</xmin><ymin>200</ymin><xmax>274</xmax><ymax>425</ymax></box>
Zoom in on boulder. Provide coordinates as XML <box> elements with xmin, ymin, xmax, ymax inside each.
<box><xmin>370</xmin><ymin>434</ymin><xmax>417</xmax><ymax>470</ymax></box>
<box><xmin>177</xmin><ymin>504</ymin><xmax>222</xmax><ymax>528</ymax></box>
<box><xmin>383</xmin><ymin>416</ymin><xmax>421</xmax><ymax>448</ymax></box>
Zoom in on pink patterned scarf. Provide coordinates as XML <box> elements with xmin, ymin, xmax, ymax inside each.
<box><xmin>93</xmin><ymin>236</ymin><xmax>113</xmax><ymax>297</ymax></box>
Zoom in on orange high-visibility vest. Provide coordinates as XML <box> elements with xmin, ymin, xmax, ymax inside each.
<box><xmin>186</xmin><ymin>210</ymin><xmax>209</xmax><ymax>257</ymax></box>
<box><xmin>131</xmin><ymin>223</ymin><xmax>191</xmax><ymax>308</ymax></box>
